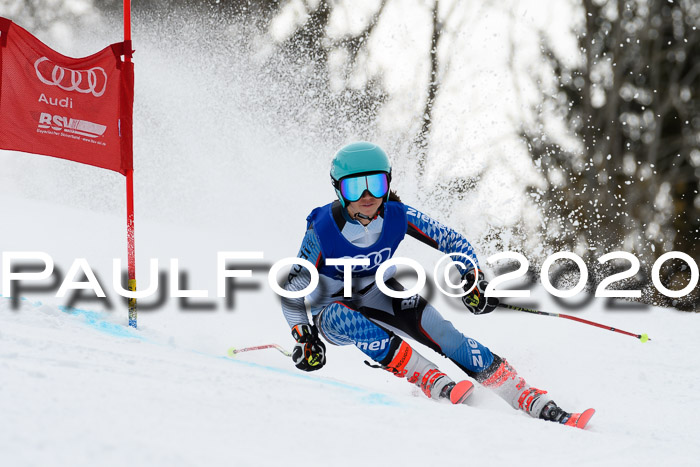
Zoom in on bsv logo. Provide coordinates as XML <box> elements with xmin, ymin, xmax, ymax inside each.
<box><xmin>334</xmin><ymin>247</ymin><xmax>392</xmax><ymax>273</ymax></box>
<box><xmin>38</xmin><ymin>112</ymin><xmax>107</xmax><ymax>139</ymax></box>
<box><xmin>34</xmin><ymin>57</ymin><xmax>108</xmax><ymax>97</ymax></box>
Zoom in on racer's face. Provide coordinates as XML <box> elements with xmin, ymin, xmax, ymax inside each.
<box><xmin>346</xmin><ymin>191</ymin><xmax>382</xmax><ymax>225</ymax></box>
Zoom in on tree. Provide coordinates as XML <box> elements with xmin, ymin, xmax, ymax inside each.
<box><xmin>0</xmin><ymin>0</ymin><xmax>100</xmax><ymax>38</ymax></box>
<box><xmin>520</xmin><ymin>0</ymin><xmax>699</xmax><ymax>308</ymax></box>
<box><xmin>270</xmin><ymin>0</ymin><xmax>388</xmax><ymax>138</ymax></box>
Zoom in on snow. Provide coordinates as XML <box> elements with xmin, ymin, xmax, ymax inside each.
<box><xmin>1</xmin><ymin>195</ymin><xmax>699</xmax><ymax>467</ymax></box>
<box><xmin>1</xmin><ymin>7</ymin><xmax>699</xmax><ymax>467</ymax></box>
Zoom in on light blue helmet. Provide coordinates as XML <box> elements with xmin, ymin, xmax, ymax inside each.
<box><xmin>330</xmin><ymin>142</ymin><xmax>392</xmax><ymax>207</ymax></box>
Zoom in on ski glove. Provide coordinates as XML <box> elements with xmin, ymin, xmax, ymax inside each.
<box><xmin>462</xmin><ymin>269</ymin><xmax>499</xmax><ymax>315</ymax></box>
<box><xmin>291</xmin><ymin>324</ymin><xmax>326</xmax><ymax>372</ymax></box>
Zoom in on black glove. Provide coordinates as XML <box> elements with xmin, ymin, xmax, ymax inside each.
<box><xmin>461</xmin><ymin>269</ymin><xmax>499</xmax><ymax>315</ymax></box>
<box><xmin>291</xmin><ymin>324</ymin><xmax>326</xmax><ymax>372</ymax></box>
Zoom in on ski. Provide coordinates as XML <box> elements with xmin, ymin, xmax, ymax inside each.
<box><xmin>563</xmin><ymin>408</ymin><xmax>596</xmax><ymax>429</ymax></box>
<box><xmin>449</xmin><ymin>380</ymin><xmax>475</xmax><ymax>404</ymax></box>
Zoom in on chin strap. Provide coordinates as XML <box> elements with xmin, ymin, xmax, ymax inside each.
<box><xmin>347</xmin><ymin>200</ymin><xmax>385</xmax><ymax>223</ymax></box>
<box><xmin>353</xmin><ymin>212</ymin><xmax>373</xmax><ymax>221</ymax></box>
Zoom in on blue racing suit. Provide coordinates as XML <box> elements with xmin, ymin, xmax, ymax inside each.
<box><xmin>282</xmin><ymin>200</ymin><xmax>495</xmax><ymax>376</ymax></box>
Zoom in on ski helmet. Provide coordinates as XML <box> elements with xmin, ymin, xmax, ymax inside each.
<box><xmin>330</xmin><ymin>142</ymin><xmax>392</xmax><ymax>207</ymax></box>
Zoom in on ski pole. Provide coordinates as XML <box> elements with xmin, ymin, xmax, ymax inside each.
<box><xmin>226</xmin><ymin>344</ymin><xmax>292</xmax><ymax>357</ymax></box>
<box><xmin>498</xmin><ymin>303</ymin><xmax>651</xmax><ymax>342</ymax></box>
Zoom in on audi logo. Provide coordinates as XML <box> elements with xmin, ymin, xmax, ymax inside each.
<box><xmin>34</xmin><ymin>57</ymin><xmax>108</xmax><ymax>97</ymax></box>
<box><xmin>334</xmin><ymin>248</ymin><xmax>393</xmax><ymax>273</ymax></box>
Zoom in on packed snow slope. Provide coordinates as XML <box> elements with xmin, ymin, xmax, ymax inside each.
<box><xmin>1</xmin><ymin>12</ymin><xmax>699</xmax><ymax>467</ymax></box>
<box><xmin>1</xmin><ymin>195</ymin><xmax>699</xmax><ymax>467</ymax></box>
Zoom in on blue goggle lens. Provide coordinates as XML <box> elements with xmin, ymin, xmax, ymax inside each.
<box><xmin>339</xmin><ymin>173</ymin><xmax>389</xmax><ymax>202</ymax></box>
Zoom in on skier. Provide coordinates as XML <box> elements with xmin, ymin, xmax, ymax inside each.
<box><xmin>281</xmin><ymin>141</ymin><xmax>592</xmax><ymax>427</ymax></box>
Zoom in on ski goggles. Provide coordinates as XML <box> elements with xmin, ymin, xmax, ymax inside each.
<box><xmin>338</xmin><ymin>172</ymin><xmax>390</xmax><ymax>202</ymax></box>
